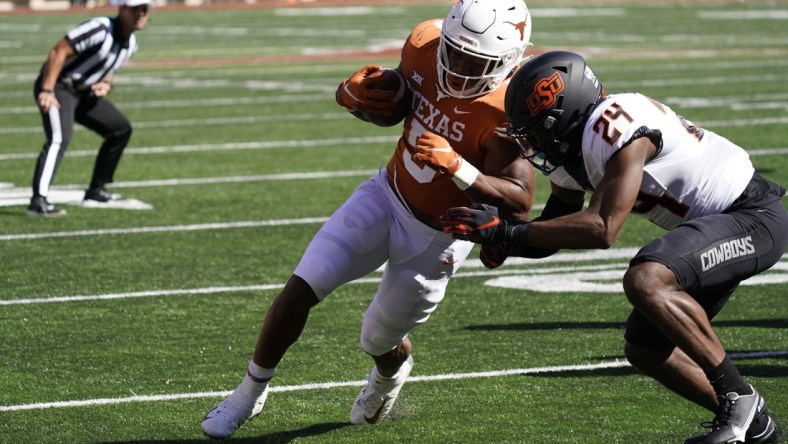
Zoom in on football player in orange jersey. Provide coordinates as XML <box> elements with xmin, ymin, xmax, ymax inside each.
<box><xmin>201</xmin><ymin>0</ymin><xmax>535</xmax><ymax>438</ymax></box>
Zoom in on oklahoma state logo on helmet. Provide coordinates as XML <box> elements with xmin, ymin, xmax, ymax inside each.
<box><xmin>527</xmin><ymin>71</ymin><xmax>564</xmax><ymax>117</ymax></box>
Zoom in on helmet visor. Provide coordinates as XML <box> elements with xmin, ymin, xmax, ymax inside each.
<box><xmin>438</xmin><ymin>36</ymin><xmax>503</xmax><ymax>98</ymax></box>
<box><xmin>508</xmin><ymin>123</ymin><xmax>560</xmax><ymax>174</ymax></box>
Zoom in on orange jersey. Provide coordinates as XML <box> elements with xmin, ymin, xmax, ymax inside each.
<box><xmin>386</xmin><ymin>19</ymin><xmax>511</xmax><ymax>228</ymax></box>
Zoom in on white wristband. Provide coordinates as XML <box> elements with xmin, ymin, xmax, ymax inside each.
<box><xmin>451</xmin><ymin>160</ymin><xmax>480</xmax><ymax>190</ymax></box>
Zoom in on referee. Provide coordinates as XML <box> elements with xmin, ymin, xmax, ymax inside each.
<box><xmin>27</xmin><ymin>0</ymin><xmax>153</xmax><ymax>217</ymax></box>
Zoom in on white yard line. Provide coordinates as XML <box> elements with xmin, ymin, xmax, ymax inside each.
<box><xmin>3</xmin><ymin>252</ymin><xmax>786</xmax><ymax>306</ymax></box>
<box><xmin>0</xmin><ymin>112</ymin><xmax>351</xmax><ymax>135</ymax></box>
<box><xmin>0</xmin><ymin>136</ymin><xmax>398</xmax><ymax>161</ymax></box>
<box><xmin>0</xmin><ymin>217</ymin><xmax>329</xmax><ymax>241</ymax></box>
<box><xmin>0</xmin><ymin>94</ymin><xmax>326</xmax><ymax>115</ymax></box>
<box><xmin>0</xmin><ymin>258</ymin><xmax>637</xmax><ymax>306</ymax></box>
<box><xmin>0</xmin><ymin>169</ymin><xmax>381</xmax><ymax>207</ymax></box>
<box><xmin>0</xmin><ymin>199</ymin><xmax>552</xmax><ymax>239</ymax></box>
<box><xmin>1</xmin><ymin>350</ymin><xmax>785</xmax><ymax>413</ymax></box>
<box><xmin>0</xmin><ymin>284</ymin><xmax>287</xmax><ymax>306</ymax></box>
<box><xmin>3</xmin><ymin>113</ymin><xmax>787</xmax><ymax>136</ymax></box>
<box><xmin>0</xmin><ymin>136</ymin><xmax>783</xmax><ymax>163</ymax></box>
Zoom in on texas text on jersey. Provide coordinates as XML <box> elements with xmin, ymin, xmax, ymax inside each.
<box><xmin>386</xmin><ymin>20</ymin><xmax>513</xmax><ymax>229</ymax></box>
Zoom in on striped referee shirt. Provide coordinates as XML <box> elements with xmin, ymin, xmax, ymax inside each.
<box><xmin>54</xmin><ymin>17</ymin><xmax>138</xmax><ymax>91</ymax></box>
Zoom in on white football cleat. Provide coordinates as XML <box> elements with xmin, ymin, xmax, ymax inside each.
<box><xmin>201</xmin><ymin>380</ymin><xmax>269</xmax><ymax>439</ymax></box>
<box><xmin>350</xmin><ymin>355</ymin><xmax>413</xmax><ymax>425</ymax></box>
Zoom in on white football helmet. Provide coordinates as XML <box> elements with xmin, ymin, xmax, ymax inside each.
<box><xmin>438</xmin><ymin>0</ymin><xmax>532</xmax><ymax>99</ymax></box>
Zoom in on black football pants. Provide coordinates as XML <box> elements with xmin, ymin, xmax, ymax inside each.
<box><xmin>32</xmin><ymin>80</ymin><xmax>132</xmax><ymax>198</ymax></box>
<box><xmin>625</xmin><ymin>173</ymin><xmax>788</xmax><ymax>350</ymax></box>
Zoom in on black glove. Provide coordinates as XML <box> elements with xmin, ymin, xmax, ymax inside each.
<box><xmin>441</xmin><ymin>203</ymin><xmax>518</xmax><ymax>245</ymax></box>
<box><xmin>479</xmin><ymin>243</ymin><xmax>512</xmax><ymax>269</ymax></box>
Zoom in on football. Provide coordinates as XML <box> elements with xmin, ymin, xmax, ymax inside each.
<box><xmin>353</xmin><ymin>68</ymin><xmax>412</xmax><ymax>127</ymax></box>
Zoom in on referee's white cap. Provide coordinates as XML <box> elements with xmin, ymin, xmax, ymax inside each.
<box><xmin>118</xmin><ymin>0</ymin><xmax>155</xmax><ymax>6</ymax></box>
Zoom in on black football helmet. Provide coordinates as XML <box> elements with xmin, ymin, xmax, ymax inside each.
<box><xmin>505</xmin><ymin>51</ymin><xmax>604</xmax><ymax>178</ymax></box>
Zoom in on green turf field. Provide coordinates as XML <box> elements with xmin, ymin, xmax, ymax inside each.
<box><xmin>0</xmin><ymin>2</ymin><xmax>787</xmax><ymax>442</ymax></box>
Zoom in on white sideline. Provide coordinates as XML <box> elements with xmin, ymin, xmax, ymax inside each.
<box><xmin>1</xmin><ymin>350</ymin><xmax>785</xmax><ymax>413</ymax></box>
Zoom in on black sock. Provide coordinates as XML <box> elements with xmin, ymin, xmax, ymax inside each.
<box><xmin>706</xmin><ymin>355</ymin><xmax>752</xmax><ymax>396</ymax></box>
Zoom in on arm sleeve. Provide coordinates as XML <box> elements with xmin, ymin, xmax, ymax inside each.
<box><xmin>508</xmin><ymin>194</ymin><xmax>584</xmax><ymax>258</ymax></box>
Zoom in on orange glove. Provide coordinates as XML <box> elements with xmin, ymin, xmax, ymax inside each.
<box><xmin>413</xmin><ymin>132</ymin><xmax>480</xmax><ymax>189</ymax></box>
<box><xmin>335</xmin><ymin>65</ymin><xmax>398</xmax><ymax>115</ymax></box>
<box><xmin>413</xmin><ymin>132</ymin><xmax>463</xmax><ymax>174</ymax></box>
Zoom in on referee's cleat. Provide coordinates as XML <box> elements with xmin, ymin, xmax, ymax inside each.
<box><xmin>685</xmin><ymin>385</ymin><xmax>776</xmax><ymax>444</ymax></box>
<box><xmin>26</xmin><ymin>196</ymin><xmax>66</xmax><ymax>217</ymax></box>
<box><xmin>84</xmin><ymin>187</ymin><xmax>121</xmax><ymax>203</ymax></box>
<box><xmin>350</xmin><ymin>355</ymin><xmax>413</xmax><ymax>425</ymax></box>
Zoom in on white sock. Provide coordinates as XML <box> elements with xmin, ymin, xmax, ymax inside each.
<box><xmin>374</xmin><ymin>365</ymin><xmax>402</xmax><ymax>381</ymax></box>
<box><xmin>247</xmin><ymin>361</ymin><xmax>275</xmax><ymax>382</ymax></box>
<box><xmin>236</xmin><ymin>361</ymin><xmax>274</xmax><ymax>398</ymax></box>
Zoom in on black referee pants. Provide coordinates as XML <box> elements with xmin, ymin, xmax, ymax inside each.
<box><xmin>32</xmin><ymin>81</ymin><xmax>132</xmax><ymax>198</ymax></box>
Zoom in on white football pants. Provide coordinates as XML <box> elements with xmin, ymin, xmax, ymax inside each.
<box><xmin>293</xmin><ymin>169</ymin><xmax>473</xmax><ymax>356</ymax></box>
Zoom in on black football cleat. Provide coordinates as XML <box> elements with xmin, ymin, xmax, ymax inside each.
<box><xmin>26</xmin><ymin>196</ymin><xmax>66</xmax><ymax>217</ymax></box>
<box><xmin>84</xmin><ymin>187</ymin><xmax>121</xmax><ymax>203</ymax></box>
<box><xmin>685</xmin><ymin>386</ymin><xmax>778</xmax><ymax>444</ymax></box>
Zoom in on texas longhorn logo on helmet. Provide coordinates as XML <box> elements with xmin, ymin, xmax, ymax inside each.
<box><xmin>504</xmin><ymin>13</ymin><xmax>529</xmax><ymax>41</ymax></box>
<box><xmin>527</xmin><ymin>71</ymin><xmax>564</xmax><ymax>117</ymax></box>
